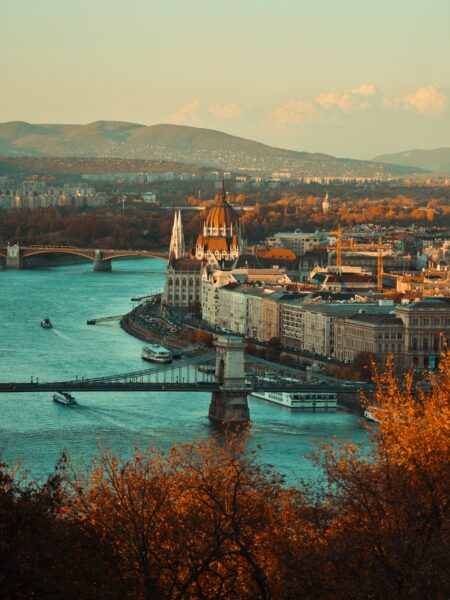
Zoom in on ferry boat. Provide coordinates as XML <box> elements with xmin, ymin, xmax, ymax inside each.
<box><xmin>53</xmin><ymin>391</ymin><xmax>78</xmax><ymax>406</ymax></box>
<box><xmin>40</xmin><ymin>318</ymin><xmax>53</xmax><ymax>329</ymax></box>
<box><xmin>251</xmin><ymin>390</ymin><xmax>338</xmax><ymax>409</ymax></box>
<box><xmin>141</xmin><ymin>344</ymin><xmax>173</xmax><ymax>364</ymax></box>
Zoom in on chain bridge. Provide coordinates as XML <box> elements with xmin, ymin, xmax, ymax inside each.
<box><xmin>0</xmin><ymin>336</ymin><xmax>367</xmax><ymax>424</ymax></box>
<box><xmin>0</xmin><ymin>243</ymin><xmax>167</xmax><ymax>270</ymax></box>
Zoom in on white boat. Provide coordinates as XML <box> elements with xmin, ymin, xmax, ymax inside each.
<box><xmin>364</xmin><ymin>406</ymin><xmax>382</xmax><ymax>423</ymax></box>
<box><xmin>53</xmin><ymin>391</ymin><xmax>78</xmax><ymax>406</ymax></box>
<box><xmin>41</xmin><ymin>318</ymin><xmax>53</xmax><ymax>329</ymax></box>
<box><xmin>141</xmin><ymin>344</ymin><xmax>173</xmax><ymax>364</ymax></box>
<box><xmin>251</xmin><ymin>390</ymin><xmax>338</xmax><ymax>409</ymax></box>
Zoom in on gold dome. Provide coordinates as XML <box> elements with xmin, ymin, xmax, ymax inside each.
<box><xmin>204</xmin><ymin>183</ymin><xmax>239</xmax><ymax>232</ymax></box>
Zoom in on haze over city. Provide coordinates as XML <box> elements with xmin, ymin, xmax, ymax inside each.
<box><xmin>1</xmin><ymin>0</ymin><xmax>449</xmax><ymax>158</ymax></box>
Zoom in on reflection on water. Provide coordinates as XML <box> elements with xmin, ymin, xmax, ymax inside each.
<box><xmin>0</xmin><ymin>259</ymin><xmax>368</xmax><ymax>482</ymax></box>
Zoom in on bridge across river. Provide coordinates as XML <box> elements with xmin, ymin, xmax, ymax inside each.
<box><xmin>0</xmin><ymin>337</ymin><xmax>369</xmax><ymax>424</ymax></box>
<box><xmin>0</xmin><ymin>243</ymin><xmax>167</xmax><ymax>270</ymax></box>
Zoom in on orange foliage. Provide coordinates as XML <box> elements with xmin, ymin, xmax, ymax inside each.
<box><xmin>1</xmin><ymin>352</ymin><xmax>450</xmax><ymax>598</ymax></box>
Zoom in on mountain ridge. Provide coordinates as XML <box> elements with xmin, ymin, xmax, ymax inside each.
<box><xmin>0</xmin><ymin>120</ymin><xmax>427</xmax><ymax>177</ymax></box>
<box><xmin>374</xmin><ymin>148</ymin><xmax>450</xmax><ymax>175</ymax></box>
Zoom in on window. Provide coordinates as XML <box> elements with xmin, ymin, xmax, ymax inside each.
<box><xmin>423</xmin><ymin>318</ymin><xmax>429</xmax><ymax>326</ymax></box>
<box><xmin>412</xmin><ymin>318</ymin><xmax>419</xmax><ymax>326</ymax></box>
<box><xmin>423</xmin><ymin>338</ymin><xmax>428</xmax><ymax>351</ymax></box>
<box><xmin>412</xmin><ymin>338</ymin><xmax>418</xmax><ymax>351</ymax></box>
<box><xmin>434</xmin><ymin>318</ymin><xmax>440</xmax><ymax>327</ymax></box>
<box><xmin>434</xmin><ymin>336</ymin><xmax>439</xmax><ymax>352</ymax></box>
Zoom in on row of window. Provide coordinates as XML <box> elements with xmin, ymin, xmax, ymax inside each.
<box><xmin>377</xmin><ymin>331</ymin><xmax>403</xmax><ymax>339</ymax></box>
<box><xmin>411</xmin><ymin>317</ymin><xmax>450</xmax><ymax>327</ymax></box>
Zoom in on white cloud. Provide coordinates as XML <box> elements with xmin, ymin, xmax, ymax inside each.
<box><xmin>208</xmin><ymin>102</ymin><xmax>244</xmax><ymax>119</ymax></box>
<box><xmin>316</xmin><ymin>84</ymin><xmax>378</xmax><ymax>112</ymax></box>
<box><xmin>403</xmin><ymin>85</ymin><xmax>447</xmax><ymax>115</ymax></box>
<box><xmin>166</xmin><ymin>100</ymin><xmax>201</xmax><ymax>124</ymax></box>
<box><xmin>271</xmin><ymin>100</ymin><xmax>319</xmax><ymax>127</ymax></box>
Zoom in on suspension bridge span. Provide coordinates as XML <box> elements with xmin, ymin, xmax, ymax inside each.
<box><xmin>0</xmin><ymin>337</ymin><xmax>368</xmax><ymax>424</ymax></box>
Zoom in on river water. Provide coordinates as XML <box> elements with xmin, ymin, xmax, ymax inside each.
<box><xmin>0</xmin><ymin>258</ymin><xmax>368</xmax><ymax>483</ymax></box>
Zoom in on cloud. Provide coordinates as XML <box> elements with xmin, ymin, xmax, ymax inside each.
<box><xmin>271</xmin><ymin>100</ymin><xmax>319</xmax><ymax>127</ymax></box>
<box><xmin>316</xmin><ymin>84</ymin><xmax>378</xmax><ymax>112</ymax></box>
<box><xmin>403</xmin><ymin>85</ymin><xmax>447</xmax><ymax>115</ymax></box>
<box><xmin>166</xmin><ymin>100</ymin><xmax>200</xmax><ymax>124</ymax></box>
<box><xmin>208</xmin><ymin>102</ymin><xmax>244</xmax><ymax>119</ymax></box>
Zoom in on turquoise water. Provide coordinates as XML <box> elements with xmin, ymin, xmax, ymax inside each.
<box><xmin>0</xmin><ymin>259</ymin><xmax>368</xmax><ymax>482</ymax></box>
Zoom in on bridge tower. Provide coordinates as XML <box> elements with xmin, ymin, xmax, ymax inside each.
<box><xmin>93</xmin><ymin>249</ymin><xmax>112</xmax><ymax>272</ymax></box>
<box><xmin>208</xmin><ymin>335</ymin><xmax>250</xmax><ymax>424</ymax></box>
<box><xmin>6</xmin><ymin>243</ymin><xmax>22</xmax><ymax>269</ymax></box>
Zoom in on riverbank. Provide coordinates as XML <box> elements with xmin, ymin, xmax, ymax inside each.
<box><xmin>121</xmin><ymin>298</ymin><xmax>366</xmax><ymax>414</ymax></box>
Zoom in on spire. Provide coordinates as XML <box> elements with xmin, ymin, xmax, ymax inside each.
<box><xmin>219</xmin><ymin>177</ymin><xmax>227</xmax><ymax>205</ymax></box>
<box><xmin>168</xmin><ymin>210</ymin><xmax>185</xmax><ymax>259</ymax></box>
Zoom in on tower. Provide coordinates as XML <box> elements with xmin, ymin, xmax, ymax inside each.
<box><xmin>168</xmin><ymin>210</ymin><xmax>185</xmax><ymax>259</ymax></box>
<box><xmin>336</xmin><ymin>224</ymin><xmax>342</xmax><ymax>268</ymax></box>
<box><xmin>322</xmin><ymin>192</ymin><xmax>330</xmax><ymax>214</ymax></box>
<box><xmin>377</xmin><ymin>237</ymin><xmax>383</xmax><ymax>292</ymax></box>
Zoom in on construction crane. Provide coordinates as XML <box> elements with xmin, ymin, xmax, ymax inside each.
<box><xmin>330</xmin><ymin>224</ymin><xmax>343</xmax><ymax>268</ymax></box>
<box><xmin>377</xmin><ymin>237</ymin><xmax>384</xmax><ymax>292</ymax></box>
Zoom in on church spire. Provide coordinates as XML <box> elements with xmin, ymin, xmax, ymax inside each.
<box><xmin>219</xmin><ymin>177</ymin><xmax>227</xmax><ymax>205</ymax></box>
<box><xmin>168</xmin><ymin>210</ymin><xmax>185</xmax><ymax>259</ymax></box>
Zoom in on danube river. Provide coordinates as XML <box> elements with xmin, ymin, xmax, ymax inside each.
<box><xmin>0</xmin><ymin>258</ymin><xmax>368</xmax><ymax>482</ymax></box>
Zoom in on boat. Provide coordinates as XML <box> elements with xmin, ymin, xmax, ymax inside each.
<box><xmin>53</xmin><ymin>391</ymin><xmax>78</xmax><ymax>406</ymax></box>
<box><xmin>251</xmin><ymin>390</ymin><xmax>338</xmax><ymax>409</ymax></box>
<box><xmin>364</xmin><ymin>406</ymin><xmax>382</xmax><ymax>423</ymax></box>
<box><xmin>40</xmin><ymin>318</ymin><xmax>53</xmax><ymax>329</ymax></box>
<box><xmin>198</xmin><ymin>364</ymin><xmax>215</xmax><ymax>374</ymax></box>
<box><xmin>141</xmin><ymin>344</ymin><xmax>173</xmax><ymax>364</ymax></box>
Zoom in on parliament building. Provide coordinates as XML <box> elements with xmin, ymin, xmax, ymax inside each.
<box><xmin>162</xmin><ymin>181</ymin><xmax>244</xmax><ymax>308</ymax></box>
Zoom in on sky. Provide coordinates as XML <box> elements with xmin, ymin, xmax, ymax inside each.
<box><xmin>1</xmin><ymin>0</ymin><xmax>449</xmax><ymax>159</ymax></box>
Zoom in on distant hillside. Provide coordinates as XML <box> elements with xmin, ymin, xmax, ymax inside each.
<box><xmin>0</xmin><ymin>156</ymin><xmax>214</xmax><ymax>177</ymax></box>
<box><xmin>374</xmin><ymin>148</ymin><xmax>450</xmax><ymax>175</ymax></box>
<box><xmin>0</xmin><ymin>120</ymin><xmax>427</xmax><ymax>177</ymax></box>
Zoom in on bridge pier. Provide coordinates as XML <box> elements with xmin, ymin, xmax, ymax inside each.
<box><xmin>5</xmin><ymin>243</ymin><xmax>22</xmax><ymax>269</ymax></box>
<box><xmin>93</xmin><ymin>250</ymin><xmax>112</xmax><ymax>272</ymax></box>
<box><xmin>209</xmin><ymin>336</ymin><xmax>250</xmax><ymax>425</ymax></box>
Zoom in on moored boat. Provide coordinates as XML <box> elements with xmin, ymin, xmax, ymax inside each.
<box><xmin>53</xmin><ymin>391</ymin><xmax>78</xmax><ymax>406</ymax></box>
<box><xmin>141</xmin><ymin>344</ymin><xmax>173</xmax><ymax>364</ymax></box>
<box><xmin>251</xmin><ymin>390</ymin><xmax>338</xmax><ymax>409</ymax></box>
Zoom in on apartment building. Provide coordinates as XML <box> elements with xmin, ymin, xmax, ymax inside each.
<box><xmin>267</xmin><ymin>230</ymin><xmax>328</xmax><ymax>256</ymax></box>
<box><xmin>334</xmin><ymin>313</ymin><xmax>405</xmax><ymax>364</ymax></box>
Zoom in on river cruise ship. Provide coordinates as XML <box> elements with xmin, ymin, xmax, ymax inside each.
<box><xmin>251</xmin><ymin>390</ymin><xmax>338</xmax><ymax>409</ymax></box>
<box><xmin>141</xmin><ymin>344</ymin><xmax>173</xmax><ymax>364</ymax></box>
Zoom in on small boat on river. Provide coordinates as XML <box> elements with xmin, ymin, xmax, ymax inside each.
<box><xmin>53</xmin><ymin>391</ymin><xmax>78</xmax><ymax>406</ymax></box>
<box><xmin>41</xmin><ymin>318</ymin><xmax>53</xmax><ymax>329</ymax></box>
<box><xmin>141</xmin><ymin>344</ymin><xmax>173</xmax><ymax>363</ymax></box>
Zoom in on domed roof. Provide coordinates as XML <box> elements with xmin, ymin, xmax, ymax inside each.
<box><xmin>204</xmin><ymin>182</ymin><xmax>239</xmax><ymax>231</ymax></box>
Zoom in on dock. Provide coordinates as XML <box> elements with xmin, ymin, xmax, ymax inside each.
<box><xmin>86</xmin><ymin>315</ymin><xmax>124</xmax><ymax>325</ymax></box>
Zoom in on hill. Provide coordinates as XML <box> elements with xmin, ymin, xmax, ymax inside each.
<box><xmin>374</xmin><ymin>148</ymin><xmax>450</xmax><ymax>175</ymax></box>
<box><xmin>0</xmin><ymin>120</ymin><xmax>427</xmax><ymax>178</ymax></box>
<box><xmin>0</xmin><ymin>156</ymin><xmax>214</xmax><ymax>177</ymax></box>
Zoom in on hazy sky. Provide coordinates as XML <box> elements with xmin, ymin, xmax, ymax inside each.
<box><xmin>1</xmin><ymin>0</ymin><xmax>449</xmax><ymax>158</ymax></box>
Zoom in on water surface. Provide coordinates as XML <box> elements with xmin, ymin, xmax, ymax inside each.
<box><xmin>0</xmin><ymin>259</ymin><xmax>368</xmax><ymax>482</ymax></box>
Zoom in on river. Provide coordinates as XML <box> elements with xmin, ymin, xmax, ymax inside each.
<box><xmin>0</xmin><ymin>258</ymin><xmax>368</xmax><ymax>483</ymax></box>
